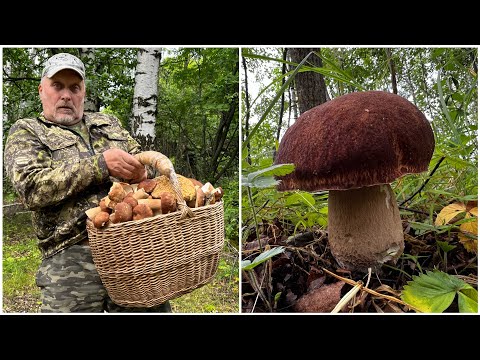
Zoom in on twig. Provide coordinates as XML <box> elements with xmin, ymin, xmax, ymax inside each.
<box><xmin>246</xmin><ymin>187</ymin><xmax>263</xmax><ymax>252</ymax></box>
<box><xmin>243</xmin><ymin>269</ymin><xmax>272</xmax><ymax>312</ymax></box>
<box><xmin>365</xmin><ymin>267</ymin><xmax>372</xmax><ymax>288</ymax></box>
<box><xmin>331</xmin><ymin>281</ymin><xmax>363</xmax><ymax>313</ymax></box>
<box><xmin>399</xmin><ymin>156</ymin><xmax>446</xmax><ymax>206</ymax></box>
<box><xmin>321</xmin><ymin>267</ymin><xmax>422</xmax><ymax>313</ymax></box>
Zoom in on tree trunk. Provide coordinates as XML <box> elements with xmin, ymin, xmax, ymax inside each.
<box><xmin>288</xmin><ymin>48</ymin><xmax>328</xmax><ymax>114</ymax></box>
<box><xmin>273</xmin><ymin>48</ymin><xmax>288</xmax><ymax>161</ymax></box>
<box><xmin>210</xmin><ymin>59</ymin><xmax>239</xmax><ymax>182</ymax></box>
<box><xmin>80</xmin><ymin>48</ymin><xmax>100</xmax><ymax>112</ymax></box>
<box><xmin>385</xmin><ymin>48</ymin><xmax>398</xmax><ymax>94</ymax></box>
<box><xmin>242</xmin><ymin>55</ymin><xmax>252</xmax><ymax>165</ymax></box>
<box><xmin>131</xmin><ymin>48</ymin><xmax>162</xmax><ymax>150</ymax></box>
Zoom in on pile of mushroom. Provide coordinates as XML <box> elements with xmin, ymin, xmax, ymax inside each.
<box><xmin>86</xmin><ymin>175</ymin><xmax>223</xmax><ymax>229</ymax></box>
<box><xmin>274</xmin><ymin>90</ymin><xmax>435</xmax><ymax>272</ymax></box>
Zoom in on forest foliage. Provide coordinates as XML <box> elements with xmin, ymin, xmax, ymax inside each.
<box><xmin>242</xmin><ymin>47</ymin><xmax>477</xmax><ymax>240</ymax></box>
<box><xmin>241</xmin><ymin>47</ymin><xmax>478</xmax><ymax>313</ymax></box>
<box><xmin>2</xmin><ymin>47</ymin><xmax>240</xmax><ymax>245</ymax></box>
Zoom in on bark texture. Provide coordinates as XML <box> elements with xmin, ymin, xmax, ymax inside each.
<box><xmin>288</xmin><ymin>48</ymin><xmax>328</xmax><ymax>114</ymax></box>
<box><xmin>131</xmin><ymin>48</ymin><xmax>162</xmax><ymax>149</ymax></box>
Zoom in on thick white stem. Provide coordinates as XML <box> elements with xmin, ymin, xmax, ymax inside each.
<box><xmin>328</xmin><ymin>184</ymin><xmax>404</xmax><ymax>272</ymax></box>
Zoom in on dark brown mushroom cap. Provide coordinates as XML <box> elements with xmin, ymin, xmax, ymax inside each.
<box><xmin>274</xmin><ymin>91</ymin><xmax>435</xmax><ymax>191</ymax></box>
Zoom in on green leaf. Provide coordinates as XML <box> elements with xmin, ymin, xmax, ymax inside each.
<box><xmin>306</xmin><ymin>212</ymin><xmax>319</xmax><ymax>227</ymax></box>
<box><xmin>248</xmin><ymin>164</ymin><xmax>295</xmax><ymax>181</ymax></box>
<box><xmin>242</xmin><ymin>164</ymin><xmax>295</xmax><ymax>188</ymax></box>
<box><xmin>285</xmin><ymin>192</ymin><xmax>315</xmax><ymax>207</ymax></box>
<box><xmin>444</xmin><ymin>154</ymin><xmax>477</xmax><ymax>169</ymax></box>
<box><xmin>451</xmin><ymin>92</ymin><xmax>464</xmax><ymax>102</ymax></box>
<box><xmin>401</xmin><ymin>270</ymin><xmax>476</xmax><ymax>313</ymax></box>
<box><xmin>437</xmin><ymin>72</ymin><xmax>461</xmax><ymax>144</ymax></box>
<box><xmin>458</xmin><ymin>288</ymin><xmax>478</xmax><ymax>313</ymax></box>
<box><xmin>274</xmin><ymin>292</ymin><xmax>282</xmax><ymax>303</ymax></box>
<box><xmin>285</xmin><ymin>193</ymin><xmax>303</xmax><ymax>206</ymax></box>
<box><xmin>409</xmin><ymin>221</ymin><xmax>438</xmax><ymax>232</ymax></box>
<box><xmin>241</xmin><ymin>260</ymin><xmax>252</xmax><ymax>268</ymax></box>
<box><xmin>249</xmin><ymin>176</ymin><xmax>279</xmax><ymax>189</ymax></box>
<box><xmin>241</xmin><ymin>246</ymin><xmax>285</xmax><ymax>271</ymax></box>
<box><xmin>436</xmin><ymin>240</ymin><xmax>456</xmax><ymax>253</ymax></box>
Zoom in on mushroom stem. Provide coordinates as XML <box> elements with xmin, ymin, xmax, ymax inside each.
<box><xmin>327</xmin><ymin>184</ymin><xmax>404</xmax><ymax>272</ymax></box>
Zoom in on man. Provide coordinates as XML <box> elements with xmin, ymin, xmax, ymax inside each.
<box><xmin>4</xmin><ymin>52</ymin><xmax>171</xmax><ymax>313</ymax></box>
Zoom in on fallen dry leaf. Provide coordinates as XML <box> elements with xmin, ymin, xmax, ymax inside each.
<box><xmin>435</xmin><ymin>202</ymin><xmax>467</xmax><ymax>226</ymax></box>
<box><xmin>459</xmin><ymin>211</ymin><xmax>478</xmax><ymax>253</ymax></box>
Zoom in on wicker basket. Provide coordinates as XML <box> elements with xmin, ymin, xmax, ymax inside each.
<box><xmin>86</xmin><ymin>151</ymin><xmax>225</xmax><ymax>307</ymax></box>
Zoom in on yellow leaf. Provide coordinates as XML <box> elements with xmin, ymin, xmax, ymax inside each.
<box><xmin>459</xmin><ymin>215</ymin><xmax>478</xmax><ymax>253</ymax></box>
<box><xmin>460</xmin><ymin>216</ymin><xmax>477</xmax><ymax>235</ymax></box>
<box><xmin>435</xmin><ymin>202</ymin><xmax>466</xmax><ymax>226</ymax></box>
<box><xmin>468</xmin><ymin>207</ymin><xmax>478</xmax><ymax>217</ymax></box>
<box><xmin>458</xmin><ymin>234</ymin><xmax>478</xmax><ymax>253</ymax></box>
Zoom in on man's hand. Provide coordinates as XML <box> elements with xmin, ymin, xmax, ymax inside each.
<box><xmin>102</xmin><ymin>148</ymin><xmax>147</xmax><ymax>183</ymax></box>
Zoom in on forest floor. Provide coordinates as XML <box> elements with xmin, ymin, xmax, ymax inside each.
<box><xmin>241</xmin><ymin>216</ymin><xmax>478</xmax><ymax>313</ymax></box>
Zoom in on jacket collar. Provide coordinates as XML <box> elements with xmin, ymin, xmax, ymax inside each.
<box><xmin>37</xmin><ymin>112</ymin><xmax>110</xmax><ymax>129</ymax></box>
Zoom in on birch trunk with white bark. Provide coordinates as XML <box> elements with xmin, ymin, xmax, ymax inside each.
<box><xmin>131</xmin><ymin>48</ymin><xmax>162</xmax><ymax>149</ymax></box>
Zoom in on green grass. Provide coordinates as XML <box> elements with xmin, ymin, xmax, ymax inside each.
<box><xmin>3</xmin><ymin>212</ymin><xmax>42</xmax><ymax>312</ymax></box>
<box><xmin>171</xmin><ymin>253</ymin><xmax>239</xmax><ymax>313</ymax></box>
<box><xmin>2</xmin><ymin>211</ymin><xmax>239</xmax><ymax>313</ymax></box>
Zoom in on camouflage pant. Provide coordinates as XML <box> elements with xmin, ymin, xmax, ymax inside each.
<box><xmin>36</xmin><ymin>244</ymin><xmax>172</xmax><ymax>313</ymax></box>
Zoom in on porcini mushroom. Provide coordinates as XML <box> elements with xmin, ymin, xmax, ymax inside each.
<box><xmin>137</xmin><ymin>179</ymin><xmax>157</xmax><ymax>194</ymax></box>
<box><xmin>122</xmin><ymin>194</ymin><xmax>139</xmax><ymax>209</ymax></box>
<box><xmin>195</xmin><ymin>187</ymin><xmax>206</xmax><ymax>208</ymax></box>
<box><xmin>93</xmin><ymin>211</ymin><xmax>111</xmax><ymax>229</ymax></box>
<box><xmin>132</xmin><ymin>203</ymin><xmax>154</xmax><ymax>220</ymax></box>
<box><xmin>113</xmin><ymin>202</ymin><xmax>133</xmax><ymax>223</ymax></box>
<box><xmin>159</xmin><ymin>192</ymin><xmax>177</xmax><ymax>214</ymax></box>
<box><xmin>274</xmin><ymin>91</ymin><xmax>435</xmax><ymax>272</ymax></box>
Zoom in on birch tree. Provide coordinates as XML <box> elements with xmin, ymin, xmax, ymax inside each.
<box><xmin>80</xmin><ymin>48</ymin><xmax>99</xmax><ymax>111</ymax></box>
<box><xmin>131</xmin><ymin>47</ymin><xmax>162</xmax><ymax>150</ymax></box>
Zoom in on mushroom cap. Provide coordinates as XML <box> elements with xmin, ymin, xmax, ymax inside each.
<box><xmin>122</xmin><ymin>194</ymin><xmax>139</xmax><ymax>209</ymax></box>
<box><xmin>151</xmin><ymin>175</ymin><xmax>196</xmax><ymax>202</ymax></box>
<box><xmin>137</xmin><ymin>179</ymin><xmax>157</xmax><ymax>193</ymax></box>
<box><xmin>132</xmin><ymin>203</ymin><xmax>154</xmax><ymax>220</ymax></box>
<box><xmin>159</xmin><ymin>191</ymin><xmax>177</xmax><ymax>214</ymax></box>
<box><xmin>275</xmin><ymin>91</ymin><xmax>435</xmax><ymax>191</ymax></box>
<box><xmin>108</xmin><ymin>182</ymin><xmax>127</xmax><ymax>203</ymax></box>
<box><xmin>93</xmin><ymin>211</ymin><xmax>111</xmax><ymax>228</ymax></box>
<box><xmin>113</xmin><ymin>202</ymin><xmax>133</xmax><ymax>223</ymax></box>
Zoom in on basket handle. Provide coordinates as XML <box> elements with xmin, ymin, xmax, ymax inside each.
<box><xmin>135</xmin><ymin>151</ymin><xmax>194</xmax><ymax>219</ymax></box>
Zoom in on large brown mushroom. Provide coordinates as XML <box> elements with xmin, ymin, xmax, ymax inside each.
<box><xmin>274</xmin><ymin>91</ymin><xmax>435</xmax><ymax>272</ymax></box>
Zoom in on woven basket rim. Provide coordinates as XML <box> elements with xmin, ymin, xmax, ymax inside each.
<box><xmin>86</xmin><ymin>199</ymin><xmax>223</xmax><ymax>231</ymax></box>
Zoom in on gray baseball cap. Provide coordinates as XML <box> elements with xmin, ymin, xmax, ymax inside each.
<box><xmin>42</xmin><ymin>53</ymin><xmax>85</xmax><ymax>80</ymax></box>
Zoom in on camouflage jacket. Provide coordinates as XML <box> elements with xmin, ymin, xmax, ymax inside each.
<box><xmin>4</xmin><ymin>112</ymin><xmax>142</xmax><ymax>259</ymax></box>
